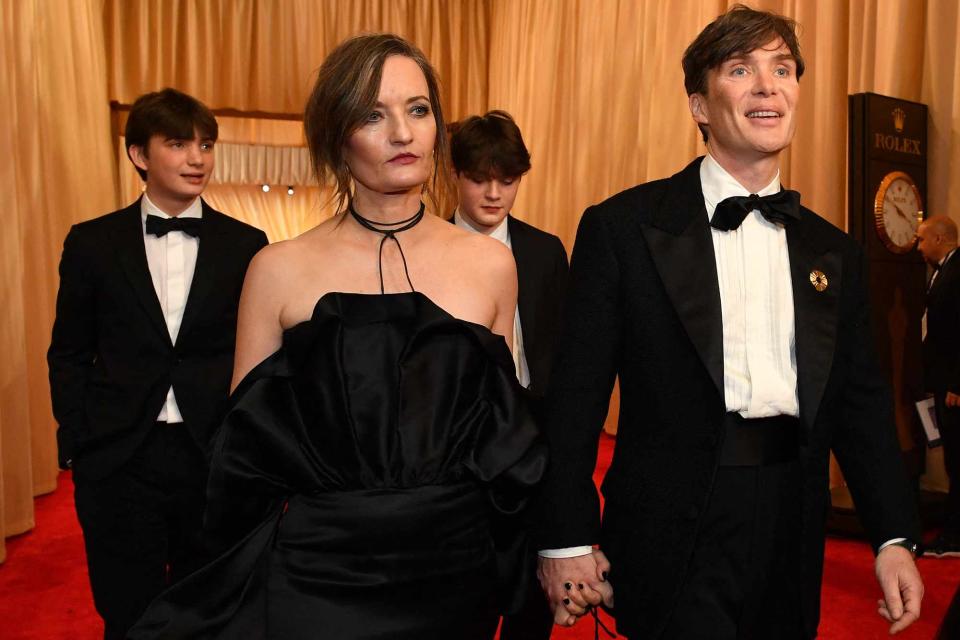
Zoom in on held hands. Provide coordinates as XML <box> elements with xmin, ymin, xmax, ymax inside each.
<box><xmin>537</xmin><ymin>550</ymin><xmax>614</xmax><ymax>627</ymax></box>
<box><xmin>875</xmin><ymin>544</ymin><xmax>924</xmax><ymax>634</ymax></box>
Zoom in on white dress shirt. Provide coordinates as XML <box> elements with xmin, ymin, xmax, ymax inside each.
<box><xmin>454</xmin><ymin>211</ymin><xmax>531</xmax><ymax>388</ymax></box>
<box><xmin>141</xmin><ymin>194</ymin><xmax>202</xmax><ymax>423</ymax></box>
<box><xmin>701</xmin><ymin>154</ymin><xmax>799</xmax><ymax>418</ymax></box>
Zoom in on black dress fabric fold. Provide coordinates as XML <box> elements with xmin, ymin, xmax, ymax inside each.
<box><xmin>128</xmin><ymin>292</ymin><xmax>547</xmax><ymax>640</ymax></box>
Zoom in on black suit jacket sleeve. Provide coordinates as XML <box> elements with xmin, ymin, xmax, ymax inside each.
<box><xmin>830</xmin><ymin>245</ymin><xmax>921</xmax><ymax>551</ymax></box>
<box><xmin>48</xmin><ymin>225</ymin><xmax>97</xmax><ymax>468</ymax></box>
<box><xmin>536</xmin><ymin>206</ymin><xmax>621</xmax><ymax>548</ymax></box>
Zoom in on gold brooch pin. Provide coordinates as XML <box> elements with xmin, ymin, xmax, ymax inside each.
<box><xmin>809</xmin><ymin>270</ymin><xmax>828</xmax><ymax>292</ymax></box>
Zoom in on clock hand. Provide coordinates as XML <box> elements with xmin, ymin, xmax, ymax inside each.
<box><xmin>891</xmin><ymin>201</ymin><xmax>912</xmax><ymax>222</ymax></box>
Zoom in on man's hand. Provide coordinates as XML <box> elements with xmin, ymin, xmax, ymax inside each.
<box><xmin>537</xmin><ymin>550</ymin><xmax>614</xmax><ymax>627</ymax></box>
<box><xmin>945</xmin><ymin>391</ymin><xmax>959</xmax><ymax>408</ymax></box>
<box><xmin>875</xmin><ymin>544</ymin><xmax>924</xmax><ymax>634</ymax></box>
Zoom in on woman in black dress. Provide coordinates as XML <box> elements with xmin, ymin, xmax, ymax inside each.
<box><xmin>129</xmin><ymin>33</ymin><xmax>546</xmax><ymax>639</ymax></box>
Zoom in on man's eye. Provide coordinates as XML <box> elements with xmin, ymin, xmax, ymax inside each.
<box><xmin>731</xmin><ymin>67</ymin><xmax>747</xmax><ymax>76</ymax></box>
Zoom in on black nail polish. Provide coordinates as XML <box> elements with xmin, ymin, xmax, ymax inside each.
<box><xmin>601</xmin><ymin>571</ymin><xmax>608</xmax><ymax>581</ymax></box>
<box><xmin>564</xmin><ymin>582</ymin><xmax>572</xmax><ymax>590</ymax></box>
<box><xmin>578</xmin><ymin>583</ymin><xmax>584</xmax><ymax>590</ymax></box>
<box><xmin>563</xmin><ymin>597</ymin><xmax>570</xmax><ymax>605</ymax></box>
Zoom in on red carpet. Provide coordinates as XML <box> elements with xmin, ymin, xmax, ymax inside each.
<box><xmin>1</xmin><ymin>433</ymin><xmax>957</xmax><ymax>639</ymax></box>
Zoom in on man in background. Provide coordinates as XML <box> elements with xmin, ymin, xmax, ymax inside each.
<box><xmin>48</xmin><ymin>88</ymin><xmax>268</xmax><ymax>639</ymax></box>
<box><xmin>449</xmin><ymin>110</ymin><xmax>569</xmax><ymax>640</ymax></box>
<box><xmin>917</xmin><ymin>215</ymin><xmax>960</xmax><ymax>557</ymax></box>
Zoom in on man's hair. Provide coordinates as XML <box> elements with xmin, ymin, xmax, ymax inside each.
<box><xmin>304</xmin><ymin>33</ymin><xmax>449</xmax><ymax>214</ymax></box>
<box><xmin>124</xmin><ymin>88</ymin><xmax>218</xmax><ymax>181</ymax></box>
<box><xmin>682</xmin><ymin>4</ymin><xmax>805</xmax><ymax>142</ymax></box>
<box><xmin>449</xmin><ymin>110</ymin><xmax>531</xmax><ymax>179</ymax></box>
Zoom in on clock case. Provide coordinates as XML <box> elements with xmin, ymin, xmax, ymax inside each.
<box><xmin>837</xmin><ymin>92</ymin><xmax>934</xmax><ymax>532</ymax></box>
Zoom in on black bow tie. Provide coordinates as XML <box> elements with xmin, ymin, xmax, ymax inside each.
<box><xmin>710</xmin><ymin>190</ymin><xmax>801</xmax><ymax>231</ymax></box>
<box><xmin>146</xmin><ymin>214</ymin><xmax>202</xmax><ymax>238</ymax></box>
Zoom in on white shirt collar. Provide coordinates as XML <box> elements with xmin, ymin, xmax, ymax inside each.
<box><xmin>141</xmin><ymin>193</ymin><xmax>203</xmax><ymax>222</ymax></box>
<box><xmin>453</xmin><ymin>209</ymin><xmax>511</xmax><ymax>245</ymax></box>
<box><xmin>700</xmin><ymin>154</ymin><xmax>781</xmax><ymax>220</ymax></box>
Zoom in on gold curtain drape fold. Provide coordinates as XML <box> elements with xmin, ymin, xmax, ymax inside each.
<box><xmin>104</xmin><ymin>0</ymin><xmax>490</xmax><ymax>120</ymax></box>
<box><xmin>5</xmin><ymin>0</ymin><xmax>960</xmax><ymax>558</ymax></box>
<box><xmin>209</xmin><ymin>144</ymin><xmax>315</xmax><ymax>187</ymax></box>
<box><xmin>1</xmin><ymin>0</ymin><xmax>117</xmax><ymax>560</ymax></box>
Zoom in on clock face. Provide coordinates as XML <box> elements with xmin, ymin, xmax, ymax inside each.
<box><xmin>874</xmin><ymin>171</ymin><xmax>923</xmax><ymax>254</ymax></box>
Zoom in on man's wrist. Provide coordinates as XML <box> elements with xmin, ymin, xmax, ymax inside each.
<box><xmin>879</xmin><ymin>538</ymin><xmax>919</xmax><ymax>558</ymax></box>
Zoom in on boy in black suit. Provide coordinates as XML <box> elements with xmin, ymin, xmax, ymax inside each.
<box><xmin>48</xmin><ymin>88</ymin><xmax>268</xmax><ymax>639</ymax></box>
<box><xmin>449</xmin><ymin>110</ymin><xmax>568</xmax><ymax>640</ymax></box>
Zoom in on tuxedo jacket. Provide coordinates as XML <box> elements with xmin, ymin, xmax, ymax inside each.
<box><xmin>537</xmin><ymin>158</ymin><xmax>919</xmax><ymax>639</ymax></box>
<box><xmin>506</xmin><ymin>215</ymin><xmax>569</xmax><ymax>395</ymax></box>
<box><xmin>447</xmin><ymin>214</ymin><xmax>569</xmax><ymax>395</ymax></box>
<box><xmin>48</xmin><ymin>198</ymin><xmax>268</xmax><ymax>479</ymax></box>
<box><xmin>923</xmin><ymin>248</ymin><xmax>960</xmax><ymax>394</ymax></box>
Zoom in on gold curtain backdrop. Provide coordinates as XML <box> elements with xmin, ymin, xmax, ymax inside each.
<box><xmin>3</xmin><ymin>0</ymin><xmax>960</xmax><ymax>560</ymax></box>
<box><xmin>1</xmin><ymin>0</ymin><xmax>117</xmax><ymax>562</ymax></box>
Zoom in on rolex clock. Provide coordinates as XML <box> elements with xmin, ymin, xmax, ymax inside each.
<box><xmin>841</xmin><ymin>93</ymin><xmax>929</xmax><ymax>534</ymax></box>
<box><xmin>874</xmin><ymin>170</ymin><xmax>923</xmax><ymax>254</ymax></box>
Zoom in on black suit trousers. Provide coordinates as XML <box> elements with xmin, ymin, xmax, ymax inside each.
<box><xmin>657</xmin><ymin>462</ymin><xmax>807</xmax><ymax>640</ymax></box>
<box><xmin>74</xmin><ymin>422</ymin><xmax>208</xmax><ymax>640</ymax></box>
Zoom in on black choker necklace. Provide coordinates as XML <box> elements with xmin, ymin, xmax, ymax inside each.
<box><xmin>348</xmin><ymin>201</ymin><xmax>425</xmax><ymax>294</ymax></box>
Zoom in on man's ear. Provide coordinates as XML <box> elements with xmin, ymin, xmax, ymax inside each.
<box><xmin>128</xmin><ymin>144</ymin><xmax>149</xmax><ymax>172</ymax></box>
<box><xmin>689</xmin><ymin>93</ymin><xmax>710</xmax><ymax>126</ymax></box>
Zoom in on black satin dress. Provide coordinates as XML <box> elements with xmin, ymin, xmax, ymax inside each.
<box><xmin>128</xmin><ymin>292</ymin><xmax>547</xmax><ymax>640</ymax></box>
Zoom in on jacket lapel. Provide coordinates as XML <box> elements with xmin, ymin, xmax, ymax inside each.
<box><xmin>178</xmin><ymin>201</ymin><xmax>226</xmax><ymax>344</ymax></box>
<box><xmin>786</xmin><ymin>212</ymin><xmax>841</xmax><ymax>430</ymax></box>
<box><xmin>114</xmin><ymin>200</ymin><xmax>172</xmax><ymax>345</ymax></box>
<box><xmin>642</xmin><ymin>158</ymin><xmax>725</xmax><ymax>398</ymax></box>
<box><xmin>507</xmin><ymin>216</ymin><xmax>536</xmax><ymax>349</ymax></box>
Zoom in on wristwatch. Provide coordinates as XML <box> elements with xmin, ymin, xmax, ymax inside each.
<box><xmin>889</xmin><ymin>539</ymin><xmax>920</xmax><ymax>557</ymax></box>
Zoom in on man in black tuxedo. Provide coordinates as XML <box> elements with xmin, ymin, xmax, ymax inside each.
<box><xmin>536</xmin><ymin>6</ymin><xmax>923</xmax><ymax>639</ymax></box>
<box><xmin>449</xmin><ymin>110</ymin><xmax>568</xmax><ymax>640</ymax></box>
<box><xmin>47</xmin><ymin>88</ymin><xmax>268</xmax><ymax>639</ymax></box>
<box><xmin>917</xmin><ymin>215</ymin><xmax>960</xmax><ymax>557</ymax></box>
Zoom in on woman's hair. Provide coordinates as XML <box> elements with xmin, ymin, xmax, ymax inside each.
<box><xmin>449</xmin><ymin>110</ymin><xmax>531</xmax><ymax>179</ymax></box>
<box><xmin>304</xmin><ymin>33</ymin><xmax>449</xmax><ymax>213</ymax></box>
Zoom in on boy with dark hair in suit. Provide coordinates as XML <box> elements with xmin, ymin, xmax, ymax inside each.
<box><xmin>48</xmin><ymin>87</ymin><xmax>268</xmax><ymax>639</ymax></box>
<box><xmin>449</xmin><ymin>110</ymin><xmax>568</xmax><ymax>640</ymax></box>
<box><xmin>537</xmin><ymin>5</ymin><xmax>923</xmax><ymax>639</ymax></box>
